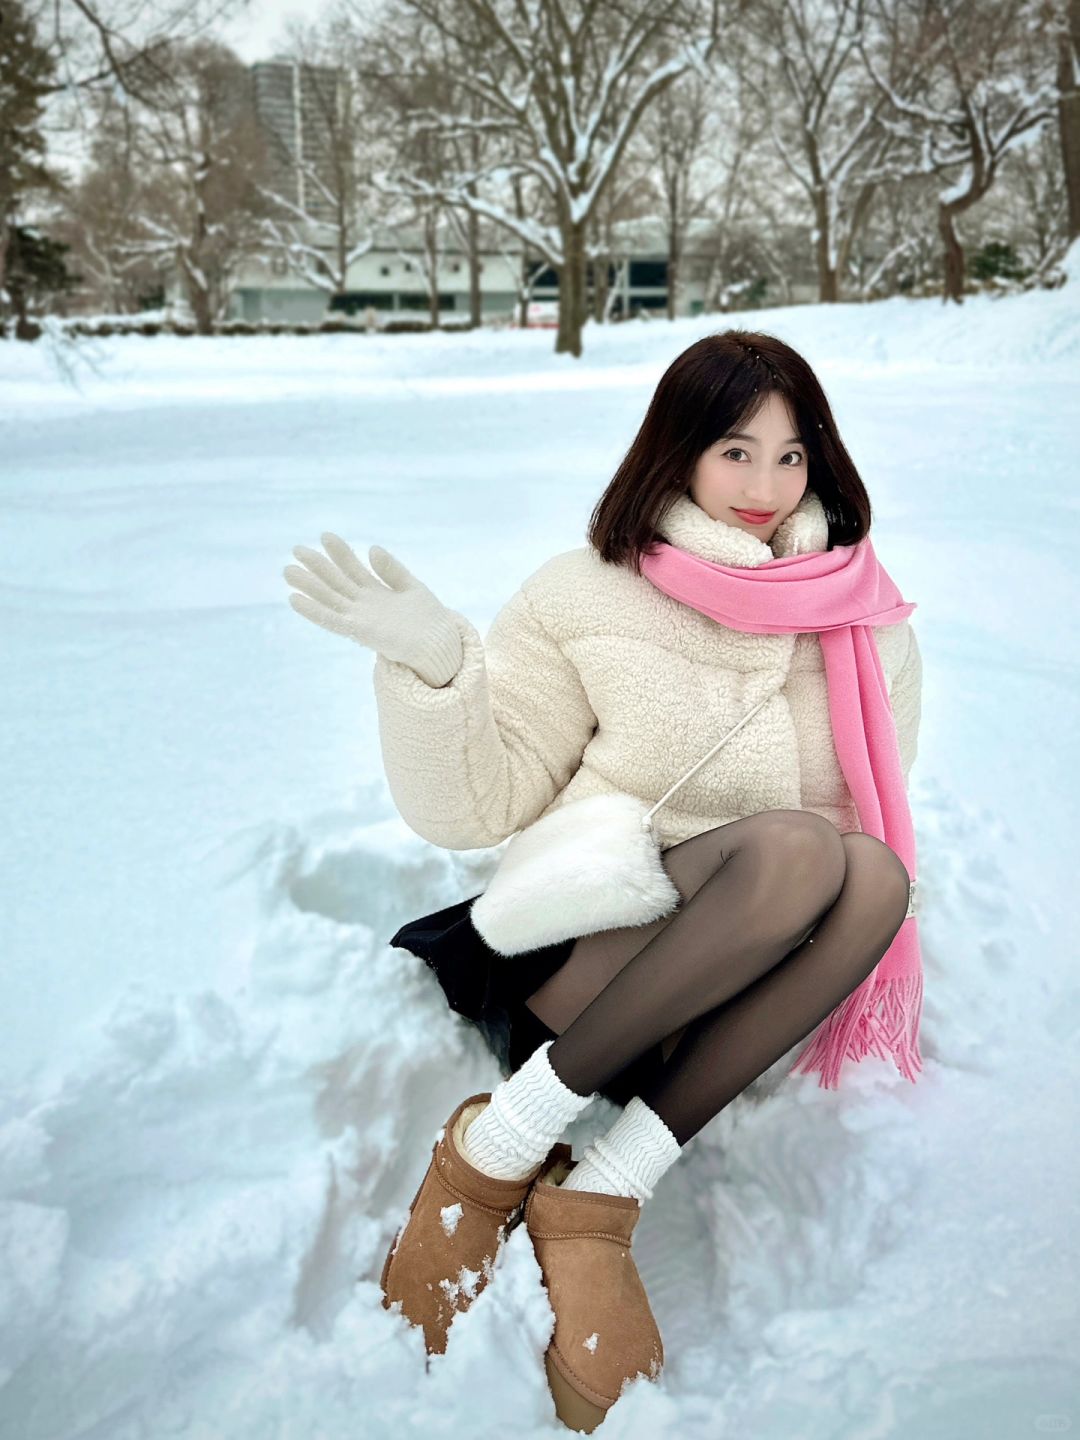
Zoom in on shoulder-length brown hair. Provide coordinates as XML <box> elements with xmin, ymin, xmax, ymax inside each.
<box><xmin>587</xmin><ymin>329</ymin><xmax>872</xmax><ymax>576</ymax></box>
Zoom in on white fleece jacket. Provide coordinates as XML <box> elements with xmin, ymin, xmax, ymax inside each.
<box><xmin>373</xmin><ymin>488</ymin><xmax>922</xmax><ymax>857</ymax></box>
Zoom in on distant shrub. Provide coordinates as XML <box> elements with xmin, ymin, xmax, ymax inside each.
<box><xmin>381</xmin><ymin>318</ymin><xmax>471</xmax><ymax>333</ymax></box>
<box><xmin>969</xmin><ymin>241</ymin><xmax>1027</xmax><ymax>284</ymax></box>
<box><xmin>9</xmin><ymin>312</ymin><xmax>477</xmax><ymax>340</ymax></box>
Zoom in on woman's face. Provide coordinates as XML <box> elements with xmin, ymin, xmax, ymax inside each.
<box><xmin>689</xmin><ymin>391</ymin><xmax>808</xmax><ymax>544</ymax></box>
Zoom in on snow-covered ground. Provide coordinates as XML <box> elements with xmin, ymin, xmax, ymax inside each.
<box><xmin>2</xmin><ymin>277</ymin><xmax>1078</xmax><ymax>1439</ymax></box>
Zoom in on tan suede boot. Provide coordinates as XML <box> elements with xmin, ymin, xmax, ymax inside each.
<box><xmin>524</xmin><ymin>1151</ymin><xmax>664</xmax><ymax>1432</ymax></box>
<box><xmin>379</xmin><ymin>1091</ymin><xmax>572</xmax><ymax>1356</ymax></box>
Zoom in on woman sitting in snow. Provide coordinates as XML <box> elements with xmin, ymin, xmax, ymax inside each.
<box><xmin>284</xmin><ymin>329</ymin><xmax>924</xmax><ymax>1433</ymax></box>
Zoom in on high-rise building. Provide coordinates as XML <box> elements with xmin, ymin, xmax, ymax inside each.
<box><xmin>251</xmin><ymin>59</ymin><xmax>341</xmax><ymax>224</ymax></box>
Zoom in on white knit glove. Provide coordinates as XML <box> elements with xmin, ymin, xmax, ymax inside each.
<box><xmin>284</xmin><ymin>533</ymin><xmax>464</xmax><ymax>688</ymax></box>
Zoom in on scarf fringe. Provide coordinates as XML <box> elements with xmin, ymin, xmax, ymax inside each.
<box><xmin>788</xmin><ymin>962</ymin><xmax>925</xmax><ymax>1090</ymax></box>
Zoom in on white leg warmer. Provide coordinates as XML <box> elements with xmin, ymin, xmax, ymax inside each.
<box><xmin>460</xmin><ymin>1039</ymin><xmax>598</xmax><ymax>1180</ymax></box>
<box><xmin>559</xmin><ymin>1096</ymin><xmax>682</xmax><ymax>1202</ymax></box>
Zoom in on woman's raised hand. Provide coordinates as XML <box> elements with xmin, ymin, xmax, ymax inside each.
<box><xmin>284</xmin><ymin>534</ymin><xmax>464</xmax><ymax>688</ymax></box>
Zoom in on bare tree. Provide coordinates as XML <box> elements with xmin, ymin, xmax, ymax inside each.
<box><xmin>27</xmin><ymin>0</ymin><xmax>246</xmax><ymax>170</ymax></box>
<box><xmin>695</xmin><ymin>212</ymin><xmax>808</xmax><ymax>308</ymax></box>
<box><xmin>117</xmin><ymin>38</ymin><xmax>274</xmax><ymax>332</ymax></box>
<box><xmin>0</xmin><ymin>1</ymin><xmax>65</xmax><ymax>322</ymax></box>
<box><xmin>634</xmin><ymin>66</ymin><xmax>756</xmax><ymax>318</ymax></box>
<box><xmin>399</xmin><ymin>28</ymin><xmax>495</xmax><ymax>328</ymax></box>
<box><xmin>1053</xmin><ymin>0</ymin><xmax>1080</xmax><ymax>240</ymax></box>
<box><xmin>845</xmin><ymin>170</ymin><xmax>941</xmax><ymax>296</ymax></box>
<box><xmin>496</xmin><ymin>171</ymin><xmax>550</xmax><ymax>327</ymax></box>
<box><xmin>440</xmin><ymin>85</ymin><xmax>496</xmax><ymax>327</ymax></box>
<box><xmin>393</xmin><ymin>206</ymin><xmax>452</xmax><ymax>325</ymax></box>
<box><xmin>354</xmin><ymin>16</ymin><xmax>498</xmax><ymax>328</ymax></box>
<box><xmin>4</xmin><ymin>0</ymin><xmax>246</xmax><ymax>322</ymax></box>
<box><xmin>255</xmin><ymin>13</ymin><xmax>399</xmax><ymax>301</ymax></box>
<box><xmin>679</xmin><ymin>78</ymin><xmax>806</xmax><ymax>309</ymax></box>
<box><xmin>858</xmin><ymin>0</ymin><xmax>1059</xmax><ymax>302</ymax></box>
<box><xmin>360</xmin><ymin>0</ymin><xmax>724</xmax><ymax>356</ymax></box>
<box><xmin>965</xmin><ymin>119</ymin><xmax>1070</xmax><ymax>284</ymax></box>
<box><xmin>725</xmin><ymin>0</ymin><xmax>912</xmax><ymax>303</ymax></box>
<box><xmin>584</xmin><ymin>148</ymin><xmax>656</xmax><ymax>323</ymax></box>
<box><xmin>51</xmin><ymin>106</ymin><xmax>170</xmax><ymax>313</ymax></box>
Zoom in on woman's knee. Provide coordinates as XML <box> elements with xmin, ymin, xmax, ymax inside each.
<box><xmin>839</xmin><ymin>832</ymin><xmax>911</xmax><ymax>930</ymax></box>
<box><xmin>662</xmin><ymin>809</ymin><xmax>846</xmax><ymax>921</ymax></box>
<box><xmin>747</xmin><ymin>809</ymin><xmax>847</xmax><ymax>903</ymax></box>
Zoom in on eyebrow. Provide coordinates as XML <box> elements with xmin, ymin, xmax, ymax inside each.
<box><xmin>722</xmin><ymin>432</ymin><xmax>804</xmax><ymax>445</ymax></box>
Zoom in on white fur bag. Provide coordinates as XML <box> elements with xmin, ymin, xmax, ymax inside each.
<box><xmin>469</xmin><ymin>792</ymin><xmax>682</xmax><ymax>958</ymax></box>
<box><xmin>469</xmin><ymin>694</ymin><xmax>774</xmax><ymax>959</ymax></box>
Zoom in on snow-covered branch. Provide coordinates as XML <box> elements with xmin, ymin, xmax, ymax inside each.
<box><xmin>378</xmin><ymin>0</ymin><xmax>720</xmax><ymax>351</ymax></box>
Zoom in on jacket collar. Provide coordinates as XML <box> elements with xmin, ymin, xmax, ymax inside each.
<box><xmin>654</xmin><ymin>487</ymin><xmax>830</xmax><ymax>568</ymax></box>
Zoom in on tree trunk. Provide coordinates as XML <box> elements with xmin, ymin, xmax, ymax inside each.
<box><xmin>1057</xmin><ymin>0</ymin><xmax>1080</xmax><ymax>242</ymax></box>
<box><xmin>667</xmin><ymin>253</ymin><xmax>680</xmax><ymax>319</ymax></box>
<box><xmin>518</xmin><ymin>258</ymin><xmax>529</xmax><ymax>329</ymax></box>
<box><xmin>467</xmin><ymin>203</ymin><xmax>481</xmax><ymax>327</ymax></box>
<box><xmin>668</xmin><ymin>206</ymin><xmax>681</xmax><ymax>319</ymax></box>
<box><xmin>513</xmin><ymin>176</ymin><xmax>529</xmax><ymax>328</ymax></box>
<box><xmin>7</xmin><ymin>226</ymin><xmax>32</xmax><ymax>338</ymax></box>
<box><xmin>556</xmin><ymin>222</ymin><xmax>586</xmax><ymax>356</ymax></box>
<box><xmin>817</xmin><ymin>214</ymin><xmax>840</xmax><ymax>299</ymax></box>
<box><xmin>835</xmin><ymin>182</ymin><xmax>878</xmax><ymax>298</ymax></box>
<box><xmin>426</xmin><ymin>212</ymin><xmax>440</xmax><ymax>329</ymax></box>
<box><xmin>0</xmin><ymin>218</ymin><xmax>9</xmax><ymax>332</ymax></box>
<box><xmin>337</xmin><ymin>198</ymin><xmax>348</xmax><ymax>297</ymax></box>
<box><xmin>938</xmin><ymin>203</ymin><xmax>966</xmax><ymax>304</ymax></box>
<box><xmin>591</xmin><ymin>247</ymin><xmax>610</xmax><ymax>322</ymax></box>
<box><xmin>575</xmin><ymin>235</ymin><xmax>589</xmax><ymax>335</ymax></box>
<box><xmin>188</xmin><ymin>157</ymin><xmax>214</xmax><ymax>335</ymax></box>
<box><xmin>186</xmin><ymin>261</ymin><xmax>214</xmax><ymax>334</ymax></box>
<box><xmin>812</xmin><ymin>162</ymin><xmax>835</xmax><ymax>300</ymax></box>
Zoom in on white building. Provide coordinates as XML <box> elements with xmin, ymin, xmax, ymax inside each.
<box><xmin>225</xmin><ymin>214</ymin><xmax>818</xmax><ymax>326</ymax></box>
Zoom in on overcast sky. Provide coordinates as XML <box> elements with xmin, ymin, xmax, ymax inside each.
<box><xmin>216</xmin><ymin>0</ymin><xmax>336</xmax><ymax>62</ymax></box>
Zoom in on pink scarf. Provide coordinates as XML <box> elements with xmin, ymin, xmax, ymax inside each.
<box><xmin>640</xmin><ymin>533</ymin><xmax>924</xmax><ymax>1089</ymax></box>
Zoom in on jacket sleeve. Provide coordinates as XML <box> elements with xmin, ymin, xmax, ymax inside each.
<box><xmin>371</xmin><ymin>578</ymin><xmax>598</xmax><ymax>850</ymax></box>
<box><xmin>889</xmin><ymin>623</ymin><xmax>923</xmax><ymax>787</ymax></box>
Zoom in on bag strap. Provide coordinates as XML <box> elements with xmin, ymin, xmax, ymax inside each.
<box><xmin>641</xmin><ymin>694</ymin><xmax>772</xmax><ymax>835</ymax></box>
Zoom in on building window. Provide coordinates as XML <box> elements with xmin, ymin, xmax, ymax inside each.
<box><xmin>398</xmin><ymin>291</ymin><xmax>455</xmax><ymax>308</ymax></box>
<box><xmin>330</xmin><ymin>291</ymin><xmax>388</xmax><ymax>313</ymax></box>
<box><xmin>629</xmin><ymin>259</ymin><xmax>668</xmax><ymax>287</ymax></box>
<box><xmin>526</xmin><ymin>260</ymin><xmax>557</xmax><ymax>287</ymax></box>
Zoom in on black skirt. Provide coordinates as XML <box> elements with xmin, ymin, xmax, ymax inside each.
<box><xmin>390</xmin><ymin>893</ymin><xmax>665</xmax><ymax>1107</ymax></box>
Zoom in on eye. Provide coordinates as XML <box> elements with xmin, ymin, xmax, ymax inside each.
<box><xmin>722</xmin><ymin>447</ymin><xmax>748</xmax><ymax>461</ymax></box>
<box><xmin>781</xmin><ymin>451</ymin><xmax>805</xmax><ymax>466</ymax></box>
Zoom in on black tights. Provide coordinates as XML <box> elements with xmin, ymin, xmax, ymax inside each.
<box><xmin>531</xmin><ymin>810</ymin><xmax>911</xmax><ymax>1146</ymax></box>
